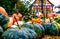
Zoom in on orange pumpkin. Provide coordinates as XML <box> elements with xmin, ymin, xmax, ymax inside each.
<box><xmin>52</xmin><ymin>13</ymin><xmax>58</xmax><ymax>17</ymax></box>
<box><xmin>40</xmin><ymin>14</ymin><xmax>43</xmax><ymax>17</ymax></box>
<box><xmin>47</xmin><ymin>14</ymin><xmax>52</xmax><ymax>18</ymax></box>
<box><xmin>12</xmin><ymin>13</ymin><xmax>22</xmax><ymax>24</ymax></box>
<box><xmin>17</xmin><ymin>13</ymin><xmax>22</xmax><ymax>20</ymax></box>
<box><xmin>38</xmin><ymin>13</ymin><xmax>43</xmax><ymax>18</ymax></box>
<box><xmin>47</xmin><ymin>13</ymin><xmax>57</xmax><ymax>18</ymax></box>
<box><xmin>47</xmin><ymin>13</ymin><xmax>53</xmax><ymax>18</ymax></box>
<box><xmin>32</xmin><ymin>18</ymin><xmax>36</xmax><ymax>22</ymax></box>
<box><xmin>28</xmin><ymin>20</ymin><xmax>32</xmax><ymax>22</ymax></box>
<box><xmin>37</xmin><ymin>19</ymin><xmax>43</xmax><ymax>24</ymax></box>
<box><xmin>0</xmin><ymin>7</ymin><xmax>8</xmax><ymax>16</ymax></box>
<box><xmin>31</xmin><ymin>18</ymin><xmax>43</xmax><ymax>24</ymax></box>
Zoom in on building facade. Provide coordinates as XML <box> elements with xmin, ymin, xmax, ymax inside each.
<box><xmin>32</xmin><ymin>0</ymin><xmax>54</xmax><ymax>13</ymax></box>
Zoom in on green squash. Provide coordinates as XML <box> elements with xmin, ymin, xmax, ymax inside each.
<box><xmin>21</xmin><ymin>28</ymin><xmax>37</xmax><ymax>39</ymax></box>
<box><xmin>2</xmin><ymin>28</ymin><xmax>28</xmax><ymax>39</ymax></box>
<box><xmin>50</xmin><ymin>22</ymin><xmax>60</xmax><ymax>35</ymax></box>
<box><xmin>0</xmin><ymin>26</ymin><xmax>3</xmax><ymax>39</ymax></box>
<box><xmin>0</xmin><ymin>26</ymin><xmax>3</xmax><ymax>35</ymax></box>
<box><xmin>0</xmin><ymin>13</ymin><xmax>9</xmax><ymax>30</ymax></box>
<box><xmin>42</xmin><ymin>22</ymin><xmax>52</xmax><ymax>34</ymax></box>
<box><xmin>22</xmin><ymin>22</ymin><xmax>45</xmax><ymax>37</ymax></box>
<box><xmin>0</xmin><ymin>13</ymin><xmax>8</xmax><ymax>26</ymax></box>
<box><xmin>2</xmin><ymin>26</ymin><xmax>37</xmax><ymax>39</ymax></box>
<box><xmin>42</xmin><ymin>22</ymin><xmax>60</xmax><ymax>35</ymax></box>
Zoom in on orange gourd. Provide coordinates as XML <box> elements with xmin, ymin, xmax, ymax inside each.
<box><xmin>47</xmin><ymin>13</ymin><xmax>57</xmax><ymax>18</ymax></box>
<box><xmin>32</xmin><ymin>18</ymin><xmax>36</xmax><ymax>22</ymax></box>
<box><xmin>0</xmin><ymin>7</ymin><xmax>8</xmax><ymax>16</ymax></box>
<box><xmin>17</xmin><ymin>13</ymin><xmax>22</xmax><ymax>20</ymax></box>
<box><xmin>47</xmin><ymin>13</ymin><xmax>52</xmax><ymax>18</ymax></box>
<box><xmin>12</xmin><ymin>13</ymin><xmax>22</xmax><ymax>24</ymax></box>
<box><xmin>40</xmin><ymin>14</ymin><xmax>43</xmax><ymax>17</ymax></box>
<box><xmin>29</xmin><ymin>18</ymin><xmax>43</xmax><ymax>24</ymax></box>
<box><xmin>52</xmin><ymin>13</ymin><xmax>58</xmax><ymax>17</ymax></box>
<box><xmin>28</xmin><ymin>20</ymin><xmax>32</xmax><ymax>22</ymax></box>
<box><xmin>38</xmin><ymin>14</ymin><xmax>43</xmax><ymax>18</ymax></box>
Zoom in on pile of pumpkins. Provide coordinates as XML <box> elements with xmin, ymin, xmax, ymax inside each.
<box><xmin>0</xmin><ymin>13</ymin><xmax>60</xmax><ymax>39</ymax></box>
<box><xmin>0</xmin><ymin>13</ymin><xmax>45</xmax><ymax>39</ymax></box>
<box><xmin>1</xmin><ymin>11</ymin><xmax>60</xmax><ymax>39</ymax></box>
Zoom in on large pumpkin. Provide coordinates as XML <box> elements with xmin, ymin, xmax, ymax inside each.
<box><xmin>2</xmin><ymin>27</ymin><xmax>37</xmax><ymax>39</ymax></box>
<box><xmin>20</xmin><ymin>28</ymin><xmax>37</xmax><ymax>39</ymax></box>
<box><xmin>22</xmin><ymin>22</ymin><xmax>34</xmax><ymax>29</ymax></box>
<box><xmin>0</xmin><ymin>13</ymin><xmax>9</xmax><ymax>28</ymax></box>
<box><xmin>0</xmin><ymin>26</ymin><xmax>3</xmax><ymax>35</ymax></box>
<box><xmin>10</xmin><ymin>25</ymin><xmax>37</xmax><ymax>39</ymax></box>
<box><xmin>42</xmin><ymin>22</ymin><xmax>60</xmax><ymax>35</ymax></box>
<box><xmin>0</xmin><ymin>26</ymin><xmax>3</xmax><ymax>39</ymax></box>
<box><xmin>0</xmin><ymin>7</ymin><xmax>8</xmax><ymax>16</ymax></box>
<box><xmin>22</xmin><ymin>22</ymin><xmax>45</xmax><ymax>38</ymax></box>
<box><xmin>50</xmin><ymin>22</ymin><xmax>60</xmax><ymax>35</ymax></box>
<box><xmin>42</xmin><ymin>22</ymin><xmax>52</xmax><ymax>34</ymax></box>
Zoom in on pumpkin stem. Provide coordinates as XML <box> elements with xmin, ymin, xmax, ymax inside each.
<box><xmin>14</xmin><ymin>16</ymin><xmax>21</xmax><ymax>29</ymax></box>
<box><xmin>49</xmin><ymin>18</ymin><xmax>52</xmax><ymax>23</ymax></box>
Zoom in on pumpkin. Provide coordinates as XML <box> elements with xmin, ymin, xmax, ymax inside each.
<box><xmin>0</xmin><ymin>13</ymin><xmax>9</xmax><ymax>29</ymax></box>
<box><xmin>28</xmin><ymin>20</ymin><xmax>32</xmax><ymax>22</ymax></box>
<box><xmin>54</xmin><ymin>17</ymin><xmax>60</xmax><ymax>23</ymax></box>
<box><xmin>2</xmin><ymin>26</ymin><xmax>37</xmax><ymax>39</ymax></box>
<box><xmin>12</xmin><ymin>14</ymin><xmax>19</xmax><ymax>24</ymax></box>
<box><xmin>0</xmin><ymin>7</ymin><xmax>8</xmax><ymax>16</ymax></box>
<box><xmin>49</xmin><ymin>13</ymin><xmax>57</xmax><ymax>17</ymax></box>
<box><xmin>22</xmin><ymin>22</ymin><xmax>34</xmax><ymax>30</ymax></box>
<box><xmin>12</xmin><ymin>13</ymin><xmax>22</xmax><ymax>24</ymax></box>
<box><xmin>42</xmin><ymin>22</ymin><xmax>60</xmax><ymax>35</ymax></box>
<box><xmin>11</xmin><ymin>25</ymin><xmax>37</xmax><ymax>39</ymax></box>
<box><xmin>47</xmin><ymin>14</ymin><xmax>52</xmax><ymax>18</ymax></box>
<box><xmin>0</xmin><ymin>26</ymin><xmax>3</xmax><ymax>36</ymax></box>
<box><xmin>32</xmin><ymin>18</ymin><xmax>37</xmax><ymax>22</ymax></box>
<box><xmin>47</xmin><ymin>13</ymin><xmax>57</xmax><ymax>18</ymax></box>
<box><xmin>22</xmin><ymin>22</ymin><xmax>45</xmax><ymax>38</ymax></box>
<box><xmin>2</xmin><ymin>28</ymin><xmax>28</xmax><ymax>39</ymax></box>
<box><xmin>37</xmin><ymin>19</ymin><xmax>44</xmax><ymax>24</ymax></box>
<box><xmin>31</xmin><ymin>18</ymin><xmax>43</xmax><ymax>24</ymax></box>
<box><xmin>42</xmin><ymin>22</ymin><xmax>52</xmax><ymax>34</ymax></box>
<box><xmin>17</xmin><ymin>13</ymin><xmax>22</xmax><ymax>20</ymax></box>
<box><xmin>36</xmin><ymin>13</ymin><xmax>43</xmax><ymax>18</ymax></box>
<box><xmin>33</xmin><ymin>23</ymin><xmax>45</xmax><ymax>38</ymax></box>
<box><xmin>20</xmin><ymin>28</ymin><xmax>37</xmax><ymax>39</ymax></box>
<box><xmin>50</xmin><ymin>22</ymin><xmax>60</xmax><ymax>35</ymax></box>
<box><xmin>39</xmin><ymin>13</ymin><xmax>43</xmax><ymax>18</ymax></box>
